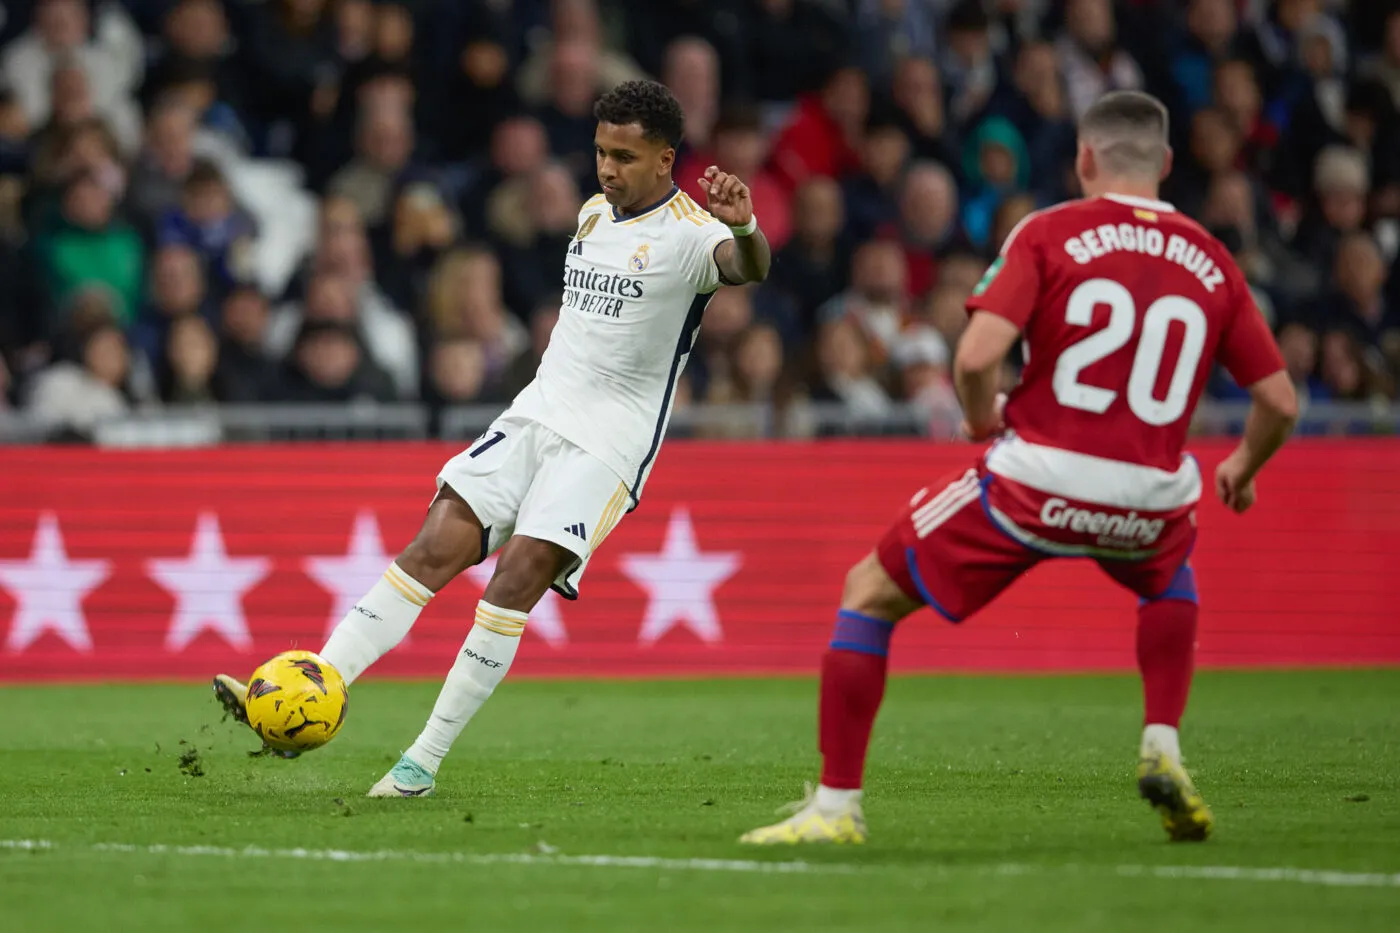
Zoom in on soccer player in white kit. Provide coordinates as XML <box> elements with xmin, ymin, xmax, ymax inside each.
<box><xmin>212</xmin><ymin>80</ymin><xmax>771</xmax><ymax>795</ymax></box>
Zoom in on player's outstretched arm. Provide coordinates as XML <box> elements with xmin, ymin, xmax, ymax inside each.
<box><xmin>954</xmin><ymin>311</ymin><xmax>1021</xmax><ymax>441</ymax></box>
<box><xmin>701</xmin><ymin>165</ymin><xmax>772</xmax><ymax>285</ymax></box>
<box><xmin>1215</xmin><ymin>370</ymin><xmax>1297</xmax><ymax>514</ymax></box>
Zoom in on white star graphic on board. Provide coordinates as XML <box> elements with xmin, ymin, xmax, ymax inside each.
<box><xmin>619</xmin><ymin>506</ymin><xmax>741</xmax><ymax>645</ymax></box>
<box><xmin>148</xmin><ymin>513</ymin><xmax>271</xmax><ymax>653</ymax></box>
<box><xmin>0</xmin><ymin>512</ymin><xmax>110</xmax><ymax>653</ymax></box>
<box><xmin>466</xmin><ymin>556</ymin><xmax>568</xmax><ymax>647</ymax></box>
<box><xmin>305</xmin><ymin>510</ymin><xmax>396</xmax><ymax>639</ymax></box>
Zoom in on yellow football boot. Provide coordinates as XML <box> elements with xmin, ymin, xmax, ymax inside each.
<box><xmin>1137</xmin><ymin>752</ymin><xmax>1214</xmax><ymax>842</ymax></box>
<box><xmin>739</xmin><ymin>785</ymin><xmax>868</xmax><ymax>845</ymax></box>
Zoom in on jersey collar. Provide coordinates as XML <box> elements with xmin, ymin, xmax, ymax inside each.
<box><xmin>612</xmin><ymin>185</ymin><xmax>680</xmax><ymax>223</ymax></box>
<box><xmin>1101</xmin><ymin>193</ymin><xmax>1176</xmax><ymax>213</ymax></box>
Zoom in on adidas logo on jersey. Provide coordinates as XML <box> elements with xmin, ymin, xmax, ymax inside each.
<box><xmin>564</xmin><ymin>523</ymin><xmax>587</xmax><ymax>540</ymax></box>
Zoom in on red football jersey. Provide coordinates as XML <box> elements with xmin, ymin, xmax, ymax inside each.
<box><xmin>966</xmin><ymin>194</ymin><xmax>1284</xmax><ymax>473</ymax></box>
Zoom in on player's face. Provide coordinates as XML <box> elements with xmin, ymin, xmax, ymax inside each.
<box><xmin>595</xmin><ymin>121</ymin><xmax>674</xmax><ymax>212</ymax></box>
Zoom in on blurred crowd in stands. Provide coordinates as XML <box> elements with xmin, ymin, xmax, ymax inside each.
<box><xmin>0</xmin><ymin>0</ymin><xmax>1396</xmax><ymax>440</ymax></box>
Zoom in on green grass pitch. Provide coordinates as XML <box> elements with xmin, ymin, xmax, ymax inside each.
<box><xmin>1</xmin><ymin>671</ymin><xmax>1397</xmax><ymax>932</ymax></box>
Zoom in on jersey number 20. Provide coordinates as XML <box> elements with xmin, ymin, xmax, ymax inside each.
<box><xmin>1052</xmin><ymin>278</ymin><xmax>1207</xmax><ymax>426</ymax></box>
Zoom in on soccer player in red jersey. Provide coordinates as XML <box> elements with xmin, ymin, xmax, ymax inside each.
<box><xmin>742</xmin><ymin>91</ymin><xmax>1298</xmax><ymax>846</ymax></box>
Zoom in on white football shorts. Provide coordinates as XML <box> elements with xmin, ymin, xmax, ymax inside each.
<box><xmin>435</xmin><ymin>414</ymin><xmax>631</xmax><ymax>598</ymax></box>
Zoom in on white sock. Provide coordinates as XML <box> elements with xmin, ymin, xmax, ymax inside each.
<box><xmin>320</xmin><ymin>562</ymin><xmax>433</xmax><ymax>684</ymax></box>
<box><xmin>815</xmin><ymin>784</ymin><xmax>863</xmax><ymax>812</ymax></box>
<box><xmin>1141</xmin><ymin>723</ymin><xmax>1182</xmax><ymax>763</ymax></box>
<box><xmin>405</xmin><ymin>600</ymin><xmax>526</xmax><ymax>774</ymax></box>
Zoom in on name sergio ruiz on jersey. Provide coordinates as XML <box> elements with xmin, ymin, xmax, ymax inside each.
<box><xmin>1061</xmin><ymin>224</ymin><xmax>1226</xmax><ymax>294</ymax></box>
<box><xmin>562</xmin><ymin>264</ymin><xmax>647</xmax><ymax>318</ymax></box>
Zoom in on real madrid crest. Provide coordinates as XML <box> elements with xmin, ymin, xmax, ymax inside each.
<box><xmin>629</xmin><ymin>243</ymin><xmax>651</xmax><ymax>272</ymax></box>
<box><xmin>575</xmin><ymin>213</ymin><xmax>600</xmax><ymax>240</ymax></box>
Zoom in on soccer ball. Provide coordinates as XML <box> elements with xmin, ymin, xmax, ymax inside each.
<box><xmin>245</xmin><ymin>651</ymin><xmax>348</xmax><ymax>753</ymax></box>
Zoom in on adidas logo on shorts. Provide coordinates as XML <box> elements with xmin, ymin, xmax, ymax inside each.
<box><xmin>564</xmin><ymin>523</ymin><xmax>587</xmax><ymax>540</ymax></box>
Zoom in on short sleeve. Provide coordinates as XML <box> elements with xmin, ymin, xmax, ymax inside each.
<box><xmin>1216</xmin><ymin>265</ymin><xmax>1285</xmax><ymax>388</ymax></box>
<box><xmin>964</xmin><ymin>212</ymin><xmax>1043</xmax><ymax>329</ymax></box>
<box><xmin>680</xmin><ymin>213</ymin><xmax>734</xmax><ymax>294</ymax></box>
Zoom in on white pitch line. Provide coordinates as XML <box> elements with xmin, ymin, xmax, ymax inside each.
<box><xmin>1</xmin><ymin>838</ymin><xmax>858</xmax><ymax>875</ymax></box>
<box><xmin>1117</xmin><ymin>864</ymin><xmax>1400</xmax><ymax>888</ymax></box>
<box><xmin>4</xmin><ymin>840</ymin><xmax>1400</xmax><ymax>889</ymax></box>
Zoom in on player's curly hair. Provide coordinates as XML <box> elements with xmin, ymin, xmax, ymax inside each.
<box><xmin>593</xmin><ymin>80</ymin><xmax>686</xmax><ymax>149</ymax></box>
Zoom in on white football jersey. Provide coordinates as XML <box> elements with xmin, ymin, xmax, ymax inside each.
<box><xmin>504</xmin><ymin>185</ymin><xmax>733</xmax><ymax>503</ymax></box>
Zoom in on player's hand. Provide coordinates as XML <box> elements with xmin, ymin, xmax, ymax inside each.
<box><xmin>700</xmin><ymin>165</ymin><xmax>753</xmax><ymax>227</ymax></box>
<box><xmin>957</xmin><ymin>393</ymin><xmax>1008</xmax><ymax>442</ymax></box>
<box><xmin>1214</xmin><ymin>453</ymin><xmax>1257</xmax><ymax>514</ymax></box>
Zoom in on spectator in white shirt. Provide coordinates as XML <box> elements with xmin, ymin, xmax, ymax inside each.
<box><xmin>1</xmin><ymin>0</ymin><xmax>143</xmax><ymax>151</ymax></box>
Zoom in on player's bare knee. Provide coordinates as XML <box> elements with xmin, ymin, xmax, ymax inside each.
<box><xmin>841</xmin><ymin>552</ymin><xmax>918</xmax><ymax>623</ymax></box>
<box><xmin>397</xmin><ymin>490</ymin><xmax>484</xmax><ymax>591</ymax></box>
<box><xmin>840</xmin><ymin>554</ymin><xmax>884</xmax><ymax>606</ymax></box>
<box><xmin>481</xmin><ymin>560</ymin><xmax>551</xmax><ymax>611</ymax></box>
<box><xmin>398</xmin><ymin>538</ymin><xmax>454</xmax><ymax>592</ymax></box>
<box><xmin>482</xmin><ymin>539</ymin><xmax>569</xmax><ymax>612</ymax></box>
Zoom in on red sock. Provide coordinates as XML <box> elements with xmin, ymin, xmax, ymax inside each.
<box><xmin>1136</xmin><ymin>598</ymin><xmax>1198</xmax><ymax>728</ymax></box>
<box><xmin>818</xmin><ymin>648</ymin><xmax>889</xmax><ymax>789</ymax></box>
